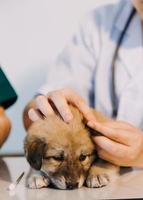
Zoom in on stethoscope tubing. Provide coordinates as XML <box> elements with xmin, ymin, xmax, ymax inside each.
<box><xmin>111</xmin><ymin>7</ymin><xmax>136</xmax><ymax>117</ymax></box>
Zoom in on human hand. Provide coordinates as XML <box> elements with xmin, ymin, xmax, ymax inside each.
<box><xmin>88</xmin><ymin>120</ymin><xmax>143</xmax><ymax>167</ymax></box>
<box><xmin>28</xmin><ymin>88</ymin><xmax>95</xmax><ymax>123</ymax></box>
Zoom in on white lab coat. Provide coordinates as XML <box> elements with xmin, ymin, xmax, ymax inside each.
<box><xmin>39</xmin><ymin>0</ymin><xmax>143</xmax><ymax>129</ymax></box>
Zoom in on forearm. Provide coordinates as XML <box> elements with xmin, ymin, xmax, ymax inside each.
<box><xmin>0</xmin><ymin>107</ymin><xmax>11</xmax><ymax>147</ymax></box>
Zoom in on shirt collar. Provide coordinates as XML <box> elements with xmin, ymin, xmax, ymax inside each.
<box><xmin>114</xmin><ymin>0</ymin><xmax>134</xmax><ymax>33</ymax></box>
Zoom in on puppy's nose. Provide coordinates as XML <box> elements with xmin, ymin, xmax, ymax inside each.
<box><xmin>66</xmin><ymin>182</ymin><xmax>78</xmax><ymax>190</ymax></box>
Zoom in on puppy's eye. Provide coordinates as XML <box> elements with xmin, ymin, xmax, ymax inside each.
<box><xmin>79</xmin><ymin>154</ymin><xmax>87</xmax><ymax>161</ymax></box>
<box><xmin>52</xmin><ymin>155</ymin><xmax>64</xmax><ymax>162</ymax></box>
<box><xmin>44</xmin><ymin>155</ymin><xmax>64</xmax><ymax>161</ymax></box>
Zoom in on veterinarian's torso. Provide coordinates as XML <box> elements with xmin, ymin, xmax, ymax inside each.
<box><xmin>39</xmin><ymin>0</ymin><xmax>143</xmax><ymax>129</ymax></box>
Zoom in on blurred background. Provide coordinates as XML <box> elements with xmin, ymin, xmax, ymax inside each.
<box><xmin>0</xmin><ymin>0</ymin><xmax>114</xmax><ymax>155</ymax></box>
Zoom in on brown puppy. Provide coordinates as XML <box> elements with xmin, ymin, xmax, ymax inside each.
<box><xmin>24</xmin><ymin>105</ymin><xmax>119</xmax><ymax>190</ymax></box>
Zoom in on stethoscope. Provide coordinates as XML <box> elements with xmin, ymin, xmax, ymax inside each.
<box><xmin>111</xmin><ymin>7</ymin><xmax>136</xmax><ymax>117</ymax></box>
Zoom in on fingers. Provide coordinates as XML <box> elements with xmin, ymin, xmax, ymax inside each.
<box><xmin>97</xmin><ymin>148</ymin><xmax>120</xmax><ymax>165</ymax></box>
<box><xmin>62</xmin><ymin>89</ymin><xmax>96</xmax><ymax>122</ymax></box>
<box><xmin>29</xmin><ymin>91</ymin><xmax>74</xmax><ymax>122</ymax></box>
<box><xmin>28</xmin><ymin>108</ymin><xmax>41</xmax><ymax>121</ymax></box>
<box><xmin>35</xmin><ymin>95</ymin><xmax>54</xmax><ymax>116</ymax></box>
<box><xmin>99</xmin><ymin>120</ymin><xmax>135</xmax><ymax>131</ymax></box>
<box><xmin>93</xmin><ymin>135</ymin><xmax>127</xmax><ymax>157</ymax></box>
<box><xmin>29</xmin><ymin>88</ymin><xmax>95</xmax><ymax>123</ymax></box>
<box><xmin>47</xmin><ymin>91</ymin><xmax>73</xmax><ymax>123</ymax></box>
<box><xmin>97</xmin><ymin>145</ymin><xmax>133</xmax><ymax>167</ymax></box>
<box><xmin>88</xmin><ymin>121</ymin><xmax>132</xmax><ymax>145</ymax></box>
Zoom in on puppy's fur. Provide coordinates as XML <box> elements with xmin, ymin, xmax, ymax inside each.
<box><xmin>24</xmin><ymin>105</ymin><xmax>119</xmax><ymax>190</ymax></box>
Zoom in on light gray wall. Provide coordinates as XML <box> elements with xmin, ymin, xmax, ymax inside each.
<box><xmin>0</xmin><ymin>0</ymin><xmax>115</xmax><ymax>154</ymax></box>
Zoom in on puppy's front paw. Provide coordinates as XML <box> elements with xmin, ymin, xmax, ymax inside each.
<box><xmin>27</xmin><ymin>174</ymin><xmax>50</xmax><ymax>189</ymax></box>
<box><xmin>86</xmin><ymin>173</ymin><xmax>109</xmax><ymax>188</ymax></box>
<box><xmin>86</xmin><ymin>161</ymin><xmax>119</xmax><ymax>188</ymax></box>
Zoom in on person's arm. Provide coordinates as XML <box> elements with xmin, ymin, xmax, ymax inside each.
<box><xmin>88</xmin><ymin>119</ymin><xmax>143</xmax><ymax>168</ymax></box>
<box><xmin>0</xmin><ymin>107</ymin><xmax>11</xmax><ymax>147</ymax></box>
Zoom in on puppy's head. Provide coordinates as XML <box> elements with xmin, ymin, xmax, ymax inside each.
<box><xmin>24</xmin><ymin>106</ymin><xmax>96</xmax><ymax>190</ymax></box>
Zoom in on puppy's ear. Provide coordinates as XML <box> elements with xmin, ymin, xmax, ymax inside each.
<box><xmin>24</xmin><ymin>136</ymin><xmax>47</xmax><ymax>170</ymax></box>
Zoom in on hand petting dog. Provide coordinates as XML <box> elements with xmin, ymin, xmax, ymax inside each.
<box><xmin>88</xmin><ymin>120</ymin><xmax>143</xmax><ymax>168</ymax></box>
<box><xmin>28</xmin><ymin>88</ymin><xmax>96</xmax><ymax>123</ymax></box>
<box><xmin>25</xmin><ymin>88</ymin><xmax>143</xmax><ymax>168</ymax></box>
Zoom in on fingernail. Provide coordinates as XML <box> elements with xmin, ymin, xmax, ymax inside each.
<box><xmin>64</xmin><ymin>114</ymin><xmax>73</xmax><ymax>123</ymax></box>
<box><xmin>28</xmin><ymin>110</ymin><xmax>39</xmax><ymax>122</ymax></box>
<box><xmin>87</xmin><ymin>121</ymin><xmax>95</xmax><ymax>128</ymax></box>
